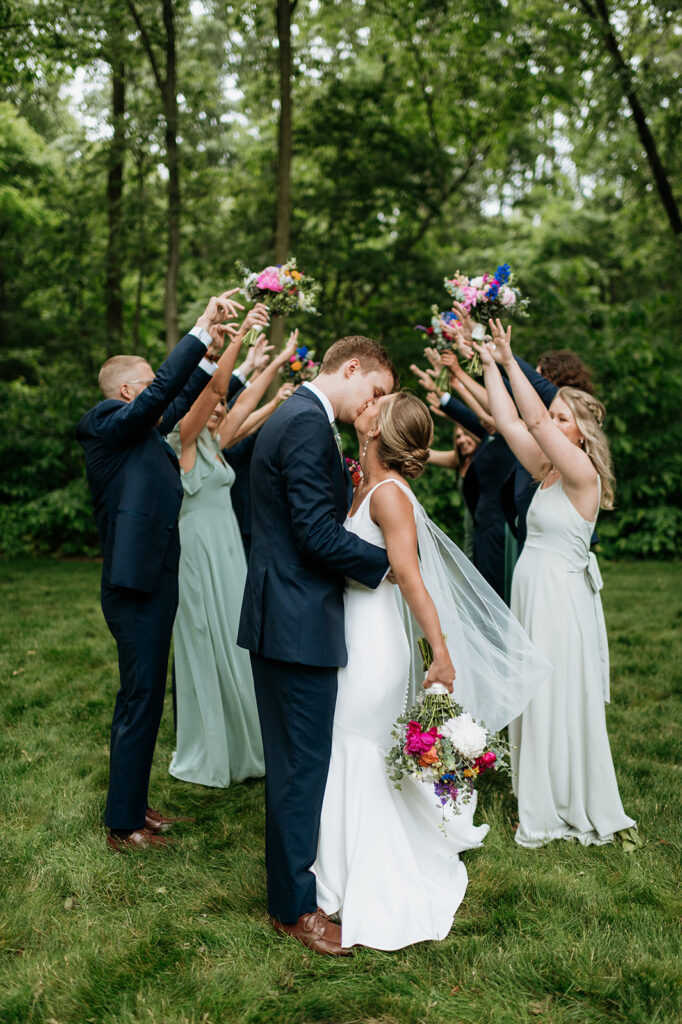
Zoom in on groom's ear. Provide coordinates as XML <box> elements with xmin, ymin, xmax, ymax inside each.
<box><xmin>344</xmin><ymin>358</ymin><xmax>361</xmax><ymax>377</ymax></box>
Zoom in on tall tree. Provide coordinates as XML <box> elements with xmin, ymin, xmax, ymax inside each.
<box><xmin>576</xmin><ymin>0</ymin><xmax>681</xmax><ymax>235</ymax></box>
<box><xmin>127</xmin><ymin>0</ymin><xmax>181</xmax><ymax>351</ymax></box>
<box><xmin>104</xmin><ymin>23</ymin><xmax>126</xmax><ymax>351</ymax></box>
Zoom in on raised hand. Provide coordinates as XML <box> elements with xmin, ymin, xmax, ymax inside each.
<box><xmin>241</xmin><ymin>333</ymin><xmax>275</xmax><ymax>377</ymax></box>
<box><xmin>423</xmin><ymin>346</ymin><xmax>444</xmax><ymax>371</ymax></box>
<box><xmin>275</xmin><ymin>382</ymin><xmax>294</xmax><ymax>403</ymax></box>
<box><xmin>237</xmin><ymin>302</ymin><xmax>270</xmax><ymax>340</ymax></box>
<box><xmin>275</xmin><ymin>328</ymin><xmax>299</xmax><ymax>367</ymax></box>
<box><xmin>426</xmin><ymin>391</ymin><xmax>447</xmax><ymax>418</ymax></box>
<box><xmin>487</xmin><ymin>319</ymin><xmax>513</xmax><ymax>366</ymax></box>
<box><xmin>206</xmin><ymin>322</ymin><xmax>239</xmax><ymax>360</ymax></box>
<box><xmin>441</xmin><ymin>317</ymin><xmax>473</xmax><ymax>360</ymax></box>
<box><xmin>410</xmin><ymin>363</ymin><xmax>440</xmax><ymax>394</ymax></box>
<box><xmin>196</xmin><ymin>288</ymin><xmax>245</xmax><ymax>330</ymax></box>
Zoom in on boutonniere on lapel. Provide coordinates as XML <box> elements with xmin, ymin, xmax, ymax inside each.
<box><xmin>345</xmin><ymin>457</ymin><xmax>362</xmax><ymax>488</ymax></box>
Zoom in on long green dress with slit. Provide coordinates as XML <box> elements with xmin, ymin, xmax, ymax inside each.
<box><xmin>168</xmin><ymin>426</ymin><xmax>264</xmax><ymax>788</ymax></box>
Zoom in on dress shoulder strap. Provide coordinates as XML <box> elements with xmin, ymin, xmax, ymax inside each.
<box><xmin>366</xmin><ymin>477</ymin><xmax>413</xmax><ymax>502</ymax></box>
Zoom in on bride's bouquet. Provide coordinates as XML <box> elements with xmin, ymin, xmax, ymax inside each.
<box><xmin>443</xmin><ymin>263</ymin><xmax>528</xmax><ymax>376</ymax></box>
<box><xmin>385</xmin><ymin>637</ymin><xmax>510</xmax><ymax>816</ymax></box>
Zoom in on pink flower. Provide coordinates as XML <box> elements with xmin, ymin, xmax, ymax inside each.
<box><xmin>405</xmin><ymin>721</ymin><xmax>442</xmax><ymax>755</ymax></box>
<box><xmin>481</xmin><ymin>751</ymin><xmax>496</xmax><ymax>765</ymax></box>
<box><xmin>257</xmin><ymin>266</ymin><xmax>283</xmax><ymax>292</ymax></box>
<box><xmin>499</xmin><ymin>287</ymin><xmax>516</xmax><ymax>307</ymax></box>
<box><xmin>461</xmin><ymin>285</ymin><xmax>478</xmax><ymax>310</ymax></box>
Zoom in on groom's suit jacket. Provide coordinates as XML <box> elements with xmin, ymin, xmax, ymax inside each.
<box><xmin>237</xmin><ymin>386</ymin><xmax>389</xmax><ymax>667</ymax></box>
<box><xmin>77</xmin><ymin>332</ymin><xmax>211</xmax><ymax>594</ymax></box>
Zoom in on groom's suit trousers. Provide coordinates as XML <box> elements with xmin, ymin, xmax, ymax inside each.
<box><xmin>250</xmin><ymin>652</ymin><xmax>338</xmax><ymax>924</ymax></box>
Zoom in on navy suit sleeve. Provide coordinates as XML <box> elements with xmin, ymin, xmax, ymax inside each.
<box><xmin>227</xmin><ymin>374</ymin><xmax>244</xmax><ymax>403</ymax></box>
<box><xmin>158</xmin><ymin>364</ymin><xmax>212</xmax><ymax>436</ymax></box>
<box><xmin>280</xmin><ymin>412</ymin><xmax>388</xmax><ymax>588</ymax></box>
<box><xmin>441</xmin><ymin>396</ymin><xmax>487</xmax><ymax>439</ymax></box>
<box><xmin>89</xmin><ymin>333</ymin><xmax>208</xmax><ymax>447</ymax></box>
<box><xmin>502</xmin><ymin>356</ymin><xmax>557</xmax><ymax>409</ymax></box>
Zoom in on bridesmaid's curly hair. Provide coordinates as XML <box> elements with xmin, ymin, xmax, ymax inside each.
<box><xmin>375</xmin><ymin>391</ymin><xmax>434</xmax><ymax>479</ymax></box>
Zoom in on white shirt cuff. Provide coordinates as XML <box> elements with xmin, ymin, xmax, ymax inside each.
<box><xmin>382</xmin><ymin>566</ymin><xmax>391</xmax><ymax>582</ymax></box>
<box><xmin>198</xmin><ymin>357</ymin><xmax>218</xmax><ymax>376</ymax></box>
<box><xmin>439</xmin><ymin>392</ymin><xmax>451</xmax><ymax>407</ymax></box>
<box><xmin>189</xmin><ymin>324</ymin><xmax>213</xmax><ymax>347</ymax></box>
<box><xmin>233</xmin><ymin>369</ymin><xmax>247</xmax><ymax>384</ymax></box>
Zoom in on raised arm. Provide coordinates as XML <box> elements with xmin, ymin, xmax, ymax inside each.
<box><xmin>475</xmin><ymin>327</ymin><xmax>548</xmax><ymax>480</ymax></box>
<box><xmin>427</xmin><ymin>448</ymin><xmax>458</xmax><ymax>469</ymax></box>
<box><xmin>370</xmin><ymin>482</ymin><xmax>455</xmax><ymax>692</ymax></box>
<box><xmin>483</xmin><ymin>320</ymin><xmax>598</xmax><ymax>499</ymax></box>
<box><xmin>226</xmin><ymin>383</ymin><xmax>294</xmax><ymax>446</ymax></box>
<box><xmin>178</xmin><ymin>323</ymin><xmax>243</xmax><ymax>456</ymax></box>
<box><xmin>220</xmin><ymin>330</ymin><xmax>299</xmax><ymax>446</ymax></box>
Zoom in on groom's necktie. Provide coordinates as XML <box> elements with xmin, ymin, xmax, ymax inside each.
<box><xmin>331</xmin><ymin>420</ymin><xmax>345</xmax><ymax>465</ymax></box>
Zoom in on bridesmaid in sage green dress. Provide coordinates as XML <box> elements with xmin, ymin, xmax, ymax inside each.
<box><xmin>169</xmin><ymin>312</ymin><xmax>297</xmax><ymax>788</ymax></box>
<box><xmin>478</xmin><ymin>322</ymin><xmax>634</xmax><ymax>848</ymax></box>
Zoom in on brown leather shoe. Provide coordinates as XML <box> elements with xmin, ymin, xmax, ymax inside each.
<box><xmin>270</xmin><ymin>909</ymin><xmax>354</xmax><ymax>956</ymax></box>
<box><xmin>145</xmin><ymin>807</ymin><xmax>195</xmax><ymax>833</ymax></box>
<box><xmin>106</xmin><ymin>828</ymin><xmax>172</xmax><ymax>852</ymax></box>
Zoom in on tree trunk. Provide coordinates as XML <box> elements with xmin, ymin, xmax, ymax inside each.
<box><xmin>105</xmin><ymin>54</ymin><xmax>125</xmax><ymax>353</ymax></box>
<box><xmin>163</xmin><ymin>0</ymin><xmax>180</xmax><ymax>351</ymax></box>
<box><xmin>271</xmin><ymin>0</ymin><xmax>297</xmax><ymax>354</ymax></box>
<box><xmin>580</xmin><ymin>0</ymin><xmax>681</xmax><ymax>236</ymax></box>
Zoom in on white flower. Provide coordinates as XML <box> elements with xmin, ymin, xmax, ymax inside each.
<box><xmin>470</xmin><ymin>276</ymin><xmax>484</xmax><ymax>289</ymax></box>
<box><xmin>440</xmin><ymin>712</ymin><xmax>487</xmax><ymax>759</ymax></box>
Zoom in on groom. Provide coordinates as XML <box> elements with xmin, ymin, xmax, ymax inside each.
<box><xmin>238</xmin><ymin>336</ymin><xmax>397</xmax><ymax>956</ymax></box>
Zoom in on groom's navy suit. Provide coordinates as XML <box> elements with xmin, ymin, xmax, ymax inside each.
<box><xmin>238</xmin><ymin>385</ymin><xmax>389</xmax><ymax>924</ymax></box>
<box><xmin>77</xmin><ymin>331</ymin><xmax>212</xmax><ymax>831</ymax></box>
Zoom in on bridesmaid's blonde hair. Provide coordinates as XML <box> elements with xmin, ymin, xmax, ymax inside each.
<box><xmin>375</xmin><ymin>391</ymin><xmax>434</xmax><ymax>479</ymax></box>
<box><xmin>558</xmin><ymin>387</ymin><xmax>615</xmax><ymax>510</ymax></box>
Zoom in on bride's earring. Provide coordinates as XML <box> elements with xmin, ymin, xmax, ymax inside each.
<box><xmin>361</xmin><ymin>437</ymin><xmax>370</xmax><ymax>459</ymax></box>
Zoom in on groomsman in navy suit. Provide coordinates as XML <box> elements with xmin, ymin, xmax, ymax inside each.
<box><xmin>238</xmin><ymin>336</ymin><xmax>397</xmax><ymax>956</ymax></box>
<box><xmin>77</xmin><ymin>289</ymin><xmax>243</xmax><ymax>852</ymax></box>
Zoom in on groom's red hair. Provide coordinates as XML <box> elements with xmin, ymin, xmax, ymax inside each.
<box><xmin>320</xmin><ymin>335</ymin><xmax>398</xmax><ymax>389</ymax></box>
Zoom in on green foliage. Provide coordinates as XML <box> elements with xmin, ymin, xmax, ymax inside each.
<box><xmin>0</xmin><ymin>0</ymin><xmax>680</xmax><ymax>556</ymax></box>
<box><xmin>0</xmin><ymin>558</ymin><xmax>680</xmax><ymax>1023</ymax></box>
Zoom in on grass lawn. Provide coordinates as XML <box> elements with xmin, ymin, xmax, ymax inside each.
<box><xmin>0</xmin><ymin>558</ymin><xmax>680</xmax><ymax>1024</ymax></box>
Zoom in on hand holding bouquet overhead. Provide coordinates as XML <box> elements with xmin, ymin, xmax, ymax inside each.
<box><xmin>443</xmin><ymin>263</ymin><xmax>528</xmax><ymax>376</ymax></box>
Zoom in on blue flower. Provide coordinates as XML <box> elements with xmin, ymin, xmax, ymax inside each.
<box><xmin>297</xmin><ymin>345</ymin><xmax>309</xmax><ymax>357</ymax></box>
<box><xmin>495</xmin><ymin>263</ymin><xmax>510</xmax><ymax>284</ymax></box>
<box><xmin>487</xmin><ymin>282</ymin><xmax>499</xmax><ymax>300</ymax></box>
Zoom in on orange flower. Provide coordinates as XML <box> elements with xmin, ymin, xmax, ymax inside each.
<box><xmin>292</xmin><ymin>270</ymin><xmax>302</xmax><ymax>281</ymax></box>
<box><xmin>291</xmin><ymin>360</ymin><xmax>302</xmax><ymax>371</ymax></box>
<box><xmin>419</xmin><ymin>747</ymin><xmax>440</xmax><ymax>768</ymax></box>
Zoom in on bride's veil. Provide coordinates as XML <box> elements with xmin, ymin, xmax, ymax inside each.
<box><xmin>395</xmin><ymin>483</ymin><xmax>551</xmax><ymax>732</ymax></box>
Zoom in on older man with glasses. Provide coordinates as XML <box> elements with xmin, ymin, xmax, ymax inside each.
<box><xmin>77</xmin><ymin>289</ymin><xmax>243</xmax><ymax>852</ymax></box>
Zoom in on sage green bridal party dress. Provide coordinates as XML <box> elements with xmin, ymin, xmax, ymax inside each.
<box><xmin>168</xmin><ymin>427</ymin><xmax>264</xmax><ymax>788</ymax></box>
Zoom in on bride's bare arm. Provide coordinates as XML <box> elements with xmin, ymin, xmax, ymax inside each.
<box><xmin>370</xmin><ymin>482</ymin><xmax>455</xmax><ymax>692</ymax></box>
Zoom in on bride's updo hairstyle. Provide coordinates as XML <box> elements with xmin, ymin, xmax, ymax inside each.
<box><xmin>558</xmin><ymin>386</ymin><xmax>615</xmax><ymax>510</ymax></box>
<box><xmin>375</xmin><ymin>391</ymin><xmax>434</xmax><ymax>479</ymax></box>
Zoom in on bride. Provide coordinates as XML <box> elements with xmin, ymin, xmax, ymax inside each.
<box><xmin>313</xmin><ymin>391</ymin><xmax>549</xmax><ymax>951</ymax></box>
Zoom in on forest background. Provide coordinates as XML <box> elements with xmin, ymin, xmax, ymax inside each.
<box><xmin>1</xmin><ymin>0</ymin><xmax>680</xmax><ymax>559</ymax></box>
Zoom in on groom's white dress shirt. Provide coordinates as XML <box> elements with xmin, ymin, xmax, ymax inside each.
<box><xmin>302</xmin><ymin>380</ymin><xmax>335</xmax><ymax>424</ymax></box>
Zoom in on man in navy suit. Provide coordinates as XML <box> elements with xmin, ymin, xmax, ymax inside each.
<box><xmin>78</xmin><ymin>289</ymin><xmax>243</xmax><ymax>852</ymax></box>
<box><xmin>238</xmin><ymin>336</ymin><xmax>397</xmax><ymax>956</ymax></box>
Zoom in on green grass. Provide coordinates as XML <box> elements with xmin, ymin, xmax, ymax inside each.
<box><xmin>0</xmin><ymin>558</ymin><xmax>680</xmax><ymax>1024</ymax></box>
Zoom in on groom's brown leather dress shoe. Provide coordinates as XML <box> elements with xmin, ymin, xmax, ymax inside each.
<box><xmin>145</xmin><ymin>807</ymin><xmax>195</xmax><ymax>833</ymax></box>
<box><xmin>106</xmin><ymin>828</ymin><xmax>172</xmax><ymax>852</ymax></box>
<box><xmin>270</xmin><ymin>909</ymin><xmax>354</xmax><ymax>956</ymax></box>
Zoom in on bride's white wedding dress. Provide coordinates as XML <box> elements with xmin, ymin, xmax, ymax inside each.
<box><xmin>313</xmin><ymin>479</ymin><xmax>489</xmax><ymax>951</ymax></box>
